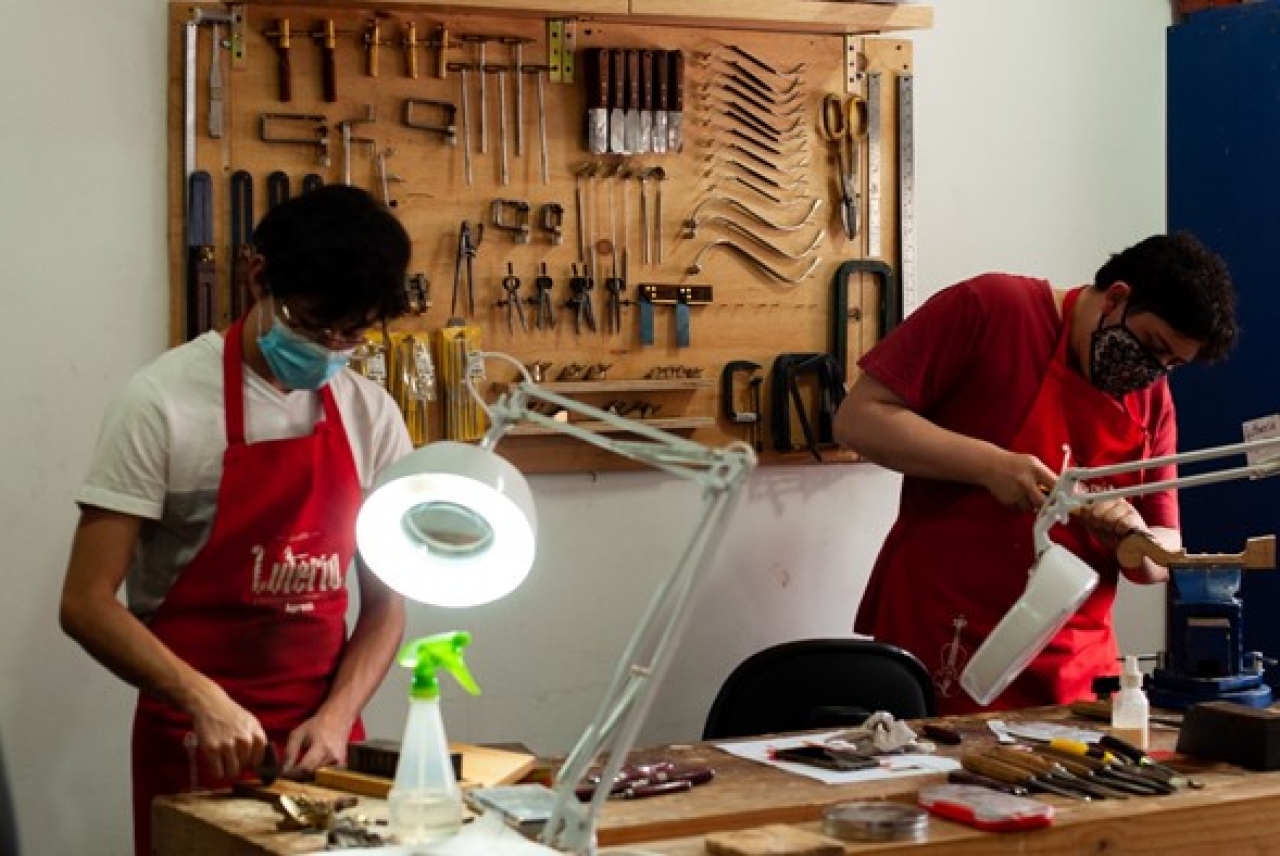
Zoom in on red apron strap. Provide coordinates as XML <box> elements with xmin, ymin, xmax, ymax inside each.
<box><xmin>223</xmin><ymin>319</ymin><xmax>247</xmax><ymax>446</ymax></box>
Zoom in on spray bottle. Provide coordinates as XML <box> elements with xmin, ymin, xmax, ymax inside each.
<box><xmin>1110</xmin><ymin>654</ymin><xmax>1149</xmax><ymax>750</ymax></box>
<box><xmin>389</xmin><ymin>631</ymin><xmax>481</xmax><ymax>845</ymax></box>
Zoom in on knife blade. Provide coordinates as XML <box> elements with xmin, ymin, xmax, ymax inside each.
<box><xmin>653</xmin><ymin>49</ymin><xmax>669</xmax><ymax>154</ymax></box>
<box><xmin>668</xmin><ymin>50</ymin><xmax>684</xmax><ymax>152</ymax></box>
<box><xmin>638</xmin><ymin>50</ymin><xmax>654</xmax><ymax>155</ymax></box>
<box><xmin>609</xmin><ymin>48</ymin><xmax>626</xmax><ymax>154</ymax></box>
<box><xmin>624</xmin><ymin>49</ymin><xmax>641</xmax><ymax>154</ymax></box>
<box><xmin>585</xmin><ymin>48</ymin><xmax>608</xmax><ymax>154</ymax></box>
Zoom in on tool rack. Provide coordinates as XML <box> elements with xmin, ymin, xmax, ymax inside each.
<box><xmin>167</xmin><ymin>0</ymin><xmax>931</xmax><ymax>473</ymax></box>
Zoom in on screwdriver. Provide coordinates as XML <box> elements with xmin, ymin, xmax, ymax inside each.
<box><xmin>1033</xmin><ymin>747</ymin><xmax>1157</xmax><ymax>797</ymax></box>
<box><xmin>986</xmin><ymin>746</ymin><xmax>1120</xmax><ymax>800</ymax></box>
<box><xmin>946</xmin><ymin>769</ymin><xmax>1029</xmax><ymax>796</ymax></box>
<box><xmin>1099</xmin><ymin>734</ymin><xmax>1204</xmax><ymax>789</ymax></box>
<box><xmin>1046</xmin><ymin>739</ymin><xmax>1176</xmax><ymax>794</ymax></box>
<box><xmin>961</xmin><ymin>752</ymin><xmax>1090</xmax><ymax>801</ymax></box>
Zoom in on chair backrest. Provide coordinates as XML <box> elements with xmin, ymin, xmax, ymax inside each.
<box><xmin>0</xmin><ymin>738</ymin><xmax>16</xmax><ymax>856</ymax></box>
<box><xmin>702</xmin><ymin>638</ymin><xmax>937</xmax><ymax>740</ymax></box>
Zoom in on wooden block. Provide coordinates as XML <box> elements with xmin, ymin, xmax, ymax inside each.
<box><xmin>315</xmin><ymin>742</ymin><xmax>539</xmax><ymax>798</ymax></box>
<box><xmin>705</xmin><ymin>824</ymin><xmax>844</xmax><ymax>856</ymax></box>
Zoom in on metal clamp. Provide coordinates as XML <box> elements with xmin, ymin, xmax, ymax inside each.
<box><xmin>403</xmin><ymin>98</ymin><xmax>458</xmax><ymax>146</ymax></box>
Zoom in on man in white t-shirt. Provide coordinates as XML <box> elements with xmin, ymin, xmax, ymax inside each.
<box><xmin>59</xmin><ymin>185</ymin><xmax>414</xmax><ymax>856</ymax></box>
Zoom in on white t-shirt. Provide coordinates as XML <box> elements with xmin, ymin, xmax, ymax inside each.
<box><xmin>76</xmin><ymin>331</ymin><xmax>413</xmax><ymax>618</ymax></box>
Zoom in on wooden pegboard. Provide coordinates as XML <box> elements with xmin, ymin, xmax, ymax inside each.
<box><xmin>168</xmin><ymin>1</ymin><xmax>918</xmax><ymax>472</ymax></box>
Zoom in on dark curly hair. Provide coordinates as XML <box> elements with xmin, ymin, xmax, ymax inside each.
<box><xmin>252</xmin><ymin>185</ymin><xmax>411</xmax><ymax>328</ymax></box>
<box><xmin>1093</xmin><ymin>232</ymin><xmax>1238</xmax><ymax>362</ymax></box>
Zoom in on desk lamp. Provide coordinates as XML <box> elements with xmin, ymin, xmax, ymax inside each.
<box><xmin>356</xmin><ymin>352</ymin><xmax>756</xmax><ymax>855</ymax></box>
<box><xmin>960</xmin><ymin>433</ymin><xmax>1280</xmax><ymax>707</ymax></box>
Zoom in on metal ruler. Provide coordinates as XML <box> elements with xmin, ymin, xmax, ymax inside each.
<box><xmin>897</xmin><ymin>73</ymin><xmax>917</xmax><ymax>316</ymax></box>
<box><xmin>866</xmin><ymin>72</ymin><xmax>883</xmax><ymax>260</ymax></box>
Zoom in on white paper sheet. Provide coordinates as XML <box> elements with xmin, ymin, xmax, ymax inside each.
<box><xmin>714</xmin><ymin>730</ymin><xmax>960</xmax><ymax>785</ymax></box>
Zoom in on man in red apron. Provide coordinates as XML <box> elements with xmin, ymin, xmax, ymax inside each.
<box><xmin>835</xmin><ymin>233</ymin><xmax>1238</xmax><ymax>714</ymax></box>
<box><xmin>59</xmin><ymin>186</ymin><xmax>414</xmax><ymax>854</ymax></box>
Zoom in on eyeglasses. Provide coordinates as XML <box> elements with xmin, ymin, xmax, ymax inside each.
<box><xmin>278</xmin><ymin>301</ymin><xmax>371</xmax><ymax>350</ymax></box>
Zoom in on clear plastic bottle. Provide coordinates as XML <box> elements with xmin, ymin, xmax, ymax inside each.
<box><xmin>1110</xmin><ymin>654</ymin><xmax>1149</xmax><ymax>750</ymax></box>
<box><xmin>388</xmin><ymin>632</ymin><xmax>481</xmax><ymax>845</ymax></box>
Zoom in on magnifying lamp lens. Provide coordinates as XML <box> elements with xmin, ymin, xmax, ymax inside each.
<box><xmin>404</xmin><ymin>501</ymin><xmax>495</xmax><ymax>558</ymax></box>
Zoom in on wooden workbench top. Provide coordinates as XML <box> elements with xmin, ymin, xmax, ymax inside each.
<box><xmin>154</xmin><ymin>706</ymin><xmax>1280</xmax><ymax>854</ymax></box>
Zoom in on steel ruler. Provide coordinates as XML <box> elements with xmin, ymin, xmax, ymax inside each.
<box><xmin>897</xmin><ymin>73</ymin><xmax>917</xmax><ymax>317</ymax></box>
<box><xmin>866</xmin><ymin>72</ymin><xmax>883</xmax><ymax>261</ymax></box>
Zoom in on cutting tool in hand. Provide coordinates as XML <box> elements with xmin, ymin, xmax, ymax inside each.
<box><xmin>818</xmin><ymin>93</ymin><xmax>865</xmax><ymax>241</ymax></box>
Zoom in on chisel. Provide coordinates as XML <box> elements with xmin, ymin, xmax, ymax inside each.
<box><xmin>609</xmin><ymin>49</ymin><xmax>626</xmax><ymax>154</ymax></box>
<box><xmin>585</xmin><ymin>48</ymin><xmax>608</xmax><ymax>155</ymax></box>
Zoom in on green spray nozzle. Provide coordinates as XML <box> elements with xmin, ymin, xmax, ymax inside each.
<box><xmin>397</xmin><ymin>631</ymin><xmax>482</xmax><ymax>700</ymax></box>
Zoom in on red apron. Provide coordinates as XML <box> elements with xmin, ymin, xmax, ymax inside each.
<box><xmin>131</xmin><ymin>319</ymin><xmax>365</xmax><ymax>854</ymax></box>
<box><xmin>857</xmin><ymin>288</ymin><xmax>1152</xmax><ymax>715</ymax></box>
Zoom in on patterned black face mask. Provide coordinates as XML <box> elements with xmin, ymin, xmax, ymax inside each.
<box><xmin>1089</xmin><ymin>306</ymin><xmax>1168</xmax><ymax>397</ymax></box>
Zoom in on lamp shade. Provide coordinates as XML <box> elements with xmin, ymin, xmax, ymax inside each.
<box><xmin>960</xmin><ymin>544</ymin><xmax>1099</xmax><ymax>706</ymax></box>
<box><xmin>356</xmin><ymin>441</ymin><xmax>537</xmax><ymax>608</ymax></box>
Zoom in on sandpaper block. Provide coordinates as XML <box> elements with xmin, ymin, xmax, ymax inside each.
<box><xmin>705</xmin><ymin>824</ymin><xmax>844</xmax><ymax>856</ymax></box>
<box><xmin>348</xmin><ymin>738</ymin><xmax>462</xmax><ymax>779</ymax></box>
<box><xmin>1177</xmin><ymin>700</ymin><xmax>1280</xmax><ymax>770</ymax></box>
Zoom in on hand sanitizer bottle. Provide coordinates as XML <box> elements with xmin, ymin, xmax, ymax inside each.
<box><xmin>389</xmin><ymin>631</ymin><xmax>481</xmax><ymax>845</ymax></box>
<box><xmin>1111</xmin><ymin>654</ymin><xmax>1149</xmax><ymax>750</ymax></box>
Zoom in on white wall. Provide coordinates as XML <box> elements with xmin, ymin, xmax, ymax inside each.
<box><xmin>0</xmin><ymin>2</ymin><xmax>1171</xmax><ymax>853</ymax></box>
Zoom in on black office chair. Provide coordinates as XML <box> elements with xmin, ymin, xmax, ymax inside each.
<box><xmin>0</xmin><ymin>738</ymin><xmax>16</xmax><ymax>856</ymax></box>
<box><xmin>702</xmin><ymin>638</ymin><xmax>937</xmax><ymax>740</ymax></box>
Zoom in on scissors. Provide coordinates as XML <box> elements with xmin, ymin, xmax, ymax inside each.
<box><xmin>818</xmin><ymin>93</ymin><xmax>865</xmax><ymax>241</ymax></box>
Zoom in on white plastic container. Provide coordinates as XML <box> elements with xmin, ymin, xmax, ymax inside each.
<box><xmin>388</xmin><ymin>695</ymin><xmax>463</xmax><ymax>844</ymax></box>
<box><xmin>1110</xmin><ymin>655</ymin><xmax>1149</xmax><ymax>750</ymax></box>
<box><xmin>388</xmin><ymin>632</ymin><xmax>481</xmax><ymax>845</ymax></box>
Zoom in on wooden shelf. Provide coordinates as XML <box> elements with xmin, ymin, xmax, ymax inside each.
<box><xmin>505</xmin><ymin>415</ymin><xmax>714</xmax><ymax>437</ymax></box>
<box><xmin>493</xmin><ymin>378</ymin><xmax>714</xmax><ymax>394</ymax></box>
<box><xmin>239</xmin><ymin>1</ymin><xmax>932</xmax><ymax>35</ymax></box>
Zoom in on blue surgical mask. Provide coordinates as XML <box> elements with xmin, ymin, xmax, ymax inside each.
<box><xmin>257</xmin><ymin>309</ymin><xmax>352</xmax><ymax>390</ymax></box>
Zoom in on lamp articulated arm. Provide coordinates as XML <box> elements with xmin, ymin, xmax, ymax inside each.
<box><xmin>472</xmin><ymin>354</ymin><xmax>757</xmax><ymax>855</ymax></box>
<box><xmin>1034</xmin><ymin>435</ymin><xmax>1280</xmax><ymax>558</ymax></box>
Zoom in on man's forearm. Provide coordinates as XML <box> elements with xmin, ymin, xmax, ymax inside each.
<box><xmin>838</xmin><ymin>395</ymin><xmax>1006</xmax><ymax>487</ymax></box>
<box><xmin>60</xmin><ymin>594</ymin><xmax>217</xmax><ymax>714</ymax></box>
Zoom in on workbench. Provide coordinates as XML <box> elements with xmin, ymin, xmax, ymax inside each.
<box><xmin>153</xmin><ymin>706</ymin><xmax>1280</xmax><ymax>854</ymax></box>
